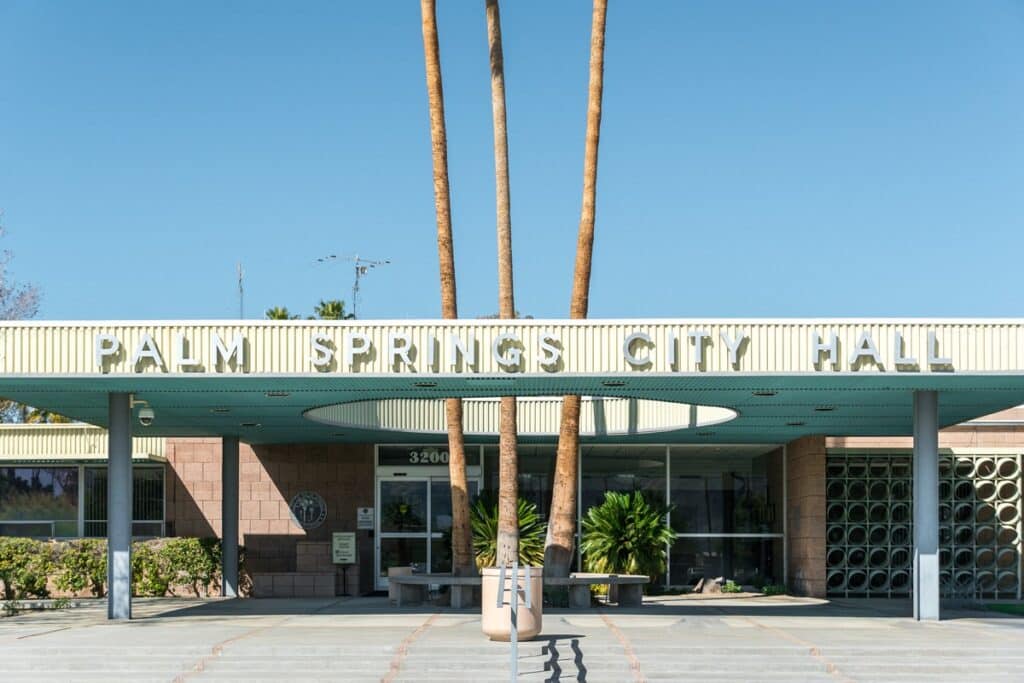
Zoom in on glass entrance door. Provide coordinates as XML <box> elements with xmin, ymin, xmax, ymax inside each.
<box><xmin>376</xmin><ymin>477</ymin><xmax>478</xmax><ymax>589</ymax></box>
<box><xmin>378</xmin><ymin>479</ymin><xmax>429</xmax><ymax>587</ymax></box>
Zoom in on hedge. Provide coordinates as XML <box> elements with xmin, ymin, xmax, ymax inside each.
<box><xmin>0</xmin><ymin>537</ymin><xmax>239</xmax><ymax>599</ymax></box>
<box><xmin>0</xmin><ymin>537</ymin><xmax>55</xmax><ymax>600</ymax></box>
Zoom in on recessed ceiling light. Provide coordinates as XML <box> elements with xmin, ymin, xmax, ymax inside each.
<box><xmin>814</xmin><ymin>406</ymin><xmax>836</xmax><ymax>412</ymax></box>
<box><xmin>240</xmin><ymin>422</ymin><xmax>261</xmax><ymax>428</ymax></box>
<box><xmin>786</xmin><ymin>421</ymin><xmax>806</xmax><ymax>427</ymax></box>
<box><xmin>210</xmin><ymin>408</ymin><xmax>231</xmax><ymax>414</ymax></box>
<box><xmin>752</xmin><ymin>390</ymin><xmax>777</xmax><ymax>397</ymax></box>
<box><xmin>602</xmin><ymin>380</ymin><xmax>627</xmax><ymax>387</ymax></box>
<box><xmin>265</xmin><ymin>391</ymin><xmax>290</xmax><ymax>398</ymax></box>
<box><xmin>413</xmin><ymin>381</ymin><xmax>438</xmax><ymax>388</ymax></box>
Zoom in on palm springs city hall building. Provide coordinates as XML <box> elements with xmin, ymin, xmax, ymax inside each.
<box><xmin>1</xmin><ymin>318</ymin><xmax>1023</xmax><ymax>621</ymax></box>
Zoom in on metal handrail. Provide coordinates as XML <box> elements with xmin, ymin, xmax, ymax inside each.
<box><xmin>496</xmin><ymin>561</ymin><xmax>533</xmax><ymax>682</ymax></box>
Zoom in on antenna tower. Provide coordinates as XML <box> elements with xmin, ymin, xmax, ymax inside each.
<box><xmin>313</xmin><ymin>254</ymin><xmax>391</xmax><ymax>318</ymax></box>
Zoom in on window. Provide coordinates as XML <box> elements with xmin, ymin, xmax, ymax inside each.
<box><xmin>83</xmin><ymin>466</ymin><xmax>165</xmax><ymax>538</ymax></box>
<box><xmin>670</xmin><ymin>537</ymin><xmax>783</xmax><ymax>587</ymax></box>
<box><xmin>580</xmin><ymin>445</ymin><xmax>666</xmax><ymax>513</ymax></box>
<box><xmin>0</xmin><ymin>467</ymin><xmax>78</xmax><ymax>537</ymax></box>
<box><xmin>669</xmin><ymin>448</ymin><xmax>782</xmax><ymax>534</ymax></box>
<box><xmin>667</xmin><ymin>446</ymin><xmax>785</xmax><ymax>588</ymax></box>
<box><xmin>483</xmin><ymin>446</ymin><xmax>556</xmax><ymax>520</ymax></box>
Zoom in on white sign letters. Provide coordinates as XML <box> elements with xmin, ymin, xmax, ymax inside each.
<box><xmin>92</xmin><ymin>326</ymin><xmax>958</xmax><ymax>375</ymax></box>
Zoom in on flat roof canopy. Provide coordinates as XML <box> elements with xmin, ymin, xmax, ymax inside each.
<box><xmin>1</xmin><ymin>319</ymin><xmax>1023</xmax><ymax>444</ymax></box>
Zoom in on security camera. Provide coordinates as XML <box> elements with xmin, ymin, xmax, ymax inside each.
<box><xmin>138</xmin><ymin>406</ymin><xmax>155</xmax><ymax>427</ymax></box>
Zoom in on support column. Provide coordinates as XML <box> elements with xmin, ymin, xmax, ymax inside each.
<box><xmin>221</xmin><ymin>436</ymin><xmax>240</xmax><ymax>598</ymax></box>
<box><xmin>107</xmin><ymin>393</ymin><xmax>132</xmax><ymax>620</ymax></box>
<box><xmin>913</xmin><ymin>390</ymin><xmax>940</xmax><ymax>621</ymax></box>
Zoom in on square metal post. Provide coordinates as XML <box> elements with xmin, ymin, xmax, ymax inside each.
<box><xmin>221</xmin><ymin>436</ymin><xmax>240</xmax><ymax>598</ymax></box>
<box><xmin>912</xmin><ymin>390</ymin><xmax>940</xmax><ymax>621</ymax></box>
<box><xmin>107</xmin><ymin>392</ymin><xmax>133</xmax><ymax>620</ymax></box>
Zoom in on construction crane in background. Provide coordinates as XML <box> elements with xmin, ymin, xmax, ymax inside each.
<box><xmin>314</xmin><ymin>254</ymin><xmax>391</xmax><ymax>319</ymax></box>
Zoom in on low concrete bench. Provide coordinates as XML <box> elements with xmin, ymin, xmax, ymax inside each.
<box><xmin>547</xmin><ymin>573</ymin><xmax>649</xmax><ymax>608</ymax></box>
<box><xmin>389</xmin><ymin>571</ymin><xmax>649</xmax><ymax>609</ymax></box>
<box><xmin>388</xmin><ymin>574</ymin><xmax>481</xmax><ymax>608</ymax></box>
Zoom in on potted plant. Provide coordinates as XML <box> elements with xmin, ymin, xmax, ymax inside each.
<box><xmin>474</xmin><ymin>497</ymin><xmax>545</xmax><ymax>641</ymax></box>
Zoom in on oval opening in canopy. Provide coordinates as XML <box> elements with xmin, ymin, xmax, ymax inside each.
<box><xmin>304</xmin><ymin>396</ymin><xmax>737</xmax><ymax>437</ymax></box>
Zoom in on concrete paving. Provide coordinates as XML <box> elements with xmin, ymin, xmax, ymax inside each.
<box><xmin>1</xmin><ymin>595</ymin><xmax>1022</xmax><ymax>682</ymax></box>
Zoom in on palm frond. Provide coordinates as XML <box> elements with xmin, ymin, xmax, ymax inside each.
<box><xmin>470</xmin><ymin>497</ymin><xmax>546</xmax><ymax>569</ymax></box>
<box><xmin>579</xmin><ymin>491</ymin><xmax>675</xmax><ymax>580</ymax></box>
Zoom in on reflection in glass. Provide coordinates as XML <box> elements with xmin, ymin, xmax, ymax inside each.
<box><xmin>131</xmin><ymin>522</ymin><xmax>164</xmax><ymax>537</ymax></box>
<box><xmin>379</xmin><ymin>538</ymin><xmax>427</xmax><ymax>577</ymax></box>
<box><xmin>484</xmin><ymin>446</ymin><xmax>556</xmax><ymax>521</ymax></box>
<box><xmin>0</xmin><ymin>467</ymin><xmax>78</xmax><ymax>537</ymax></box>
<box><xmin>83</xmin><ymin>466</ymin><xmax>165</xmax><ymax>538</ymax></box>
<box><xmin>580</xmin><ymin>446</ymin><xmax>666</xmax><ymax>514</ymax></box>
<box><xmin>430</xmin><ymin>480</ymin><xmax>478</xmax><ymax>533</ymax></box>
<box><xmin>430</xmin><ymin>537</ymin><xmax>451</xmax><ymax>574</ymax></box>
<box><xmin>670</xmin><ymin>537</ymin><xmax>782</xmax><ymax>587</ymax></box>
<box><xmin>380</xmin><ymin>481</ymin><xmax>428</xmax><ymax>533</ymax></box>
<box><xmin>133</xmin><ymin>468</ymin><xmax>164</xmax><ymax>521</ymax></box>
<box><xmin>670</xmin><ymin>448</ymin><xmax>782</xmax><ymax>534</ymax></box>
<box><xmin>0</xmin><ymin>521</ymin><xmax>54</xmax><ymax>537</ymax></box>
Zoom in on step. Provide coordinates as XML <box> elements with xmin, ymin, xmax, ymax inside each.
<box><xmin>0</xmin><ymin>658</ymin><xmax>196</xmax><ymax>673</ymax></box>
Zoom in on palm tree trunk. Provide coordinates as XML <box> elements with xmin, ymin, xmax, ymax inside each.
<box><xmin>544</xmin><ymin>0</ymin><xmax>609</xmax><ymax>578</ymax></box>
<box><xmin>420</xmin><ymin>0</ymin><xmax>473</xmax><ymax>575</ymax></box>
<box><xmin>486</xmin><ymin>0</ymin><xmax>519</xmax><ymax>568</ymax></box>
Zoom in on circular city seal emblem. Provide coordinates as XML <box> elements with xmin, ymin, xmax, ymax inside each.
<box><xmin>289</xmin><ymin>491</ymin><xmax>327</xmax><ymax>530</ymax></box>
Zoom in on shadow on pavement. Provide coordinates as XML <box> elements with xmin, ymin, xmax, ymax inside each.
<box><xmin>124</xmin><ymin>594</ymin><xmax>1016</xmax><ymax>623</ymax></box>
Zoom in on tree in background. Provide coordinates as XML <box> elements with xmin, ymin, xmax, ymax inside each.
<box><xmin>265</xmin><ymin>300</ymin><xmax>354</xmax><ymax>320</ymax></box>
<box><xmin>313</xmin><ymin>299</ymin><xmax>354</xmax><ymax>320</ymax></box>
<box><xmin>420</xmin><ymin>0</ymin><xmax>474</xmax><ymax>575</ymax></box>
<box><xmin>0</xmin><ymin>223</ymin><xmax>42</xmax><ymax>422</ymax></box>
<box><xmin>545</xmin><ymin>0</ymin><xmax>610</xmax><ymax>578</ymax></box>
<box><xmin>265</xmin><ymin>306</ymin><xmax>299</xmax><ymax>320</ymax></box>
<box><xmin>0</xmin><ymin>225</ymin><xmax>39</xmax><ymax>321</ymax></box>
<box><xmin>23</xmin><ymin>408</ymin><xmax>72</xmax><ymax>424</ymax></box>
<box><xmin>485</xmin><ymin>0</ymin><xmax>520</xmax><ymax>568</ymax></box>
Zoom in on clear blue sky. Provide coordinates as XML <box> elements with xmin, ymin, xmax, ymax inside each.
<box><xmin>1</xmin><ymin>1</ymin><xmax>1022</xmax><ymax>320</ymax></box>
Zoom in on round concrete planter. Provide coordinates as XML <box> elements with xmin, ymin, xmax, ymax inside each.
<box><xmin>480</xmin><ymin>566</ymin><xmax>543</xmax><ymax>642</ymax></box>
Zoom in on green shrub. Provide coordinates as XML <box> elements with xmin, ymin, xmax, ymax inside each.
<box><xmin>0</xmin><ymin>537</ymin><xmax>226</xmax><ymax>599</ymax></box>
<box><xmin>721</xmin><ymin>580</ymin><xmax>743</xmax><ymax>593</ymax></box>
<box><xmin>470</xmin><ymin>497</ymin><xmax>546</xmax><ymax>570</ymax></box>
<box><xmin>161</xmin><ymin>537</ymin><xmax>221</xmax><ymax>597</ymax></box>
<box><xmin>0</xmin><ymin>538</ymin><xmax>54</xmax><ymax>599</ymax></box>
<box><xmin>762</xmin><ymin>583</ymin><xmax>787</xmax><ymax>596</ymax></box>
<box><xmin>55</xmin><ymin>539</ymin><xmax>107</xmax><ymax>597</ymax></box>
<box><xmin>579</xmin><ymin>491</ymin><xmax>675</xmax><ymax>581</ymax></box>
<box><xmin>132</xmin><ymin>541</ymin><xmax>172</xmax><ymax>597</ymax></box>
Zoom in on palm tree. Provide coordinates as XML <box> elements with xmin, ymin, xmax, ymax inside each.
<box><xmin>420</xmin><ymin>0</ymin><xmax>474</xmax><ymax>576</ymax></box>
<box><xmin>265</xmin><ymin>306</ymin><xmax>299</xmax><ymax>320</ymax></box>
<box><xmin>545</xmin><ymin>0</ymin><xmax>609</xmax><ymax>579</ymax></box>
<box><xmin>486</xmin><ymin>0</ymin><xmax>518</xmax><ymax>568</ymax></box>
<box><xmin>313</xmin><ymin>299</ymin><xmax>353</xmax><ymax>320</ymax></box>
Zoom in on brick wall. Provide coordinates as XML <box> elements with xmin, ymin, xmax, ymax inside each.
<box><xmin>827</xmin><ymin>406</ymin><xmax>1024</xmax><ymax>449</ymax></box>
<box><xmin>786</xmin><ymin>435</ymin><xmax>826</xmax><ymax>597</ymax></box>
<box><xmin>165</xmin><ymin>439</ymin><xmax>375</xmax><ymax>594</ymax></box>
